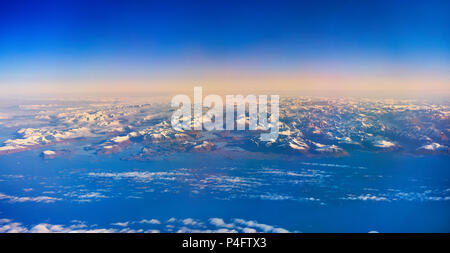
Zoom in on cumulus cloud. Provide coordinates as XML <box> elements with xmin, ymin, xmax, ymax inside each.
<box><xmin>233</xmin><ymin>219</ymin><xmax>274</xmax><ymax>232</ymax></box>
<box><xmin>87</xmin><ymin>171</ymin><xmax>188</xmax><ymax>182</ymax></box>
<box><xmin>0</xmin><ymin>221</ymin><xmax>29</xmax><ymax>233</ymax></box>
<box><xmin>78</xmin><ymin>192</ymin><xmax>107</xmax><ymax>199</ymax></box>
<box><xmin>271</xmin><ymin>228</ymin><xmax>289</xmax><ymax>233</ymax></box>
<box><xmin>0</xmin><ymin>217</ymin><xmax>291</xmax><ymax>233</ymax></box>
<box><xmin>344</xmin><ymin>194</ymin><xmax>389</xmax><ymax>202</ymax></box>
<box><xmin>176</xmin><ymin>227</ymin><xmax>238</xmax><ymax>233</ymax></box>
<box><xmin>242</xmin><ymin>227</ymin><xmax>257</xmax><ymax>233</ymax></box>
<box><xmin>182</xmin><ymin>218</ymin><xmax>202</xmax><ymax>226</ymax></box>
<box><xmin>111</xmin><ymin>222</ymin><xmax>129</xmax><ymax>227</ymax></box>
<box><xmin>208</xmin><ymin>218</ymin><xmax>290</xmax><ymax>233</ymax></box>
<box><xmin>343</xmin><ymin>190</ymin><xmax>450</xmax><ymax>202</ymax></box>
<box><xmin>139</xmin><ymin>219</ymin><xmax>161</xmax><ymax>225</ymax></box>
<box><xmin>0</xmin><ymin>192</ymin><xmax>61</xmax><ymax>203</ymax></box>
<box><xmin>0</xmin><ymin>219</ymin><xmax>117</xmax><ymax>233</ymax></box>
<box><xmin>209</xmin><ymin>218</ymin><xmax>235</xmax><ymax>228</ymax></box>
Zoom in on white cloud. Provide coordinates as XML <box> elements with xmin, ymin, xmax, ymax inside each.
<box><xmin>30</xmin><ymin>224</ymin><xmax>66</xmax><ymax>233</ymax></box>
<box><xmin>139</xmin><ymin>219</ymin><xmax>161</xmax><ymax>225</ymax></box>
<box><xmin>272</xmin><ymin>228</ymin><xmax>289</xmax><ymax>233</ymax></box>
<box><xmin>209</xmin><ymin>218</ymin><xmax>234</xmax><ymax>228</ymax></box>
<box><xmin>0</xmin><ymin>218</ymin><xmax>12</xmax><ymax>223</ymax></box>
<box><xmin>373</xmin><ymin>140</ymin><xmax>396</xmax><ymax>148</ymax></box>
<box><xmin>78</xmin><ymin>192</ymin><xmax>107</xmax><ymax>199</ymax></box>
<box><xmin>111</xmin><ymin>222</ymin><xmax>129</xmax><ymax>227</ymax></box>
<box><xmin>232</xmin><ymin>218</ymin><xmax>290</xmax><ymax>233</ymax></box>
<box><xmin>87</xmin><ymin>171</ymin><xmax>188</xmax><ymax>182</ymax></box>
<box><xmin>0</xmin><ymin>217</ymin><xmax>290</xmax><ymax>233</ymax></box>
<box><xmin>145</xmin><ymin>229</ymin><xmax>160</xmax><ymax>233</ymax></box>
<box><xmin>182</xmin><ymin>218</ymin><xmax>202</xmax><ymax>226</ymax></box>
<box><xmin>176</xmin><ymin>227</ymin><xmax>238</xmax><ymax>233</ymax></box>
<box><xmin>0</xmin><ymin>222</ymin><xmax>28</xmax><ymax>233</ymax></box>
<box><xmin>242</xmin><ymin>228</ymin><xmax>257</xmax><ymax>233</ymax></box>
<box><xmin>0</xmin><ymin>192</ymin><xmax>61</xmax><ymax>203</ymax></box>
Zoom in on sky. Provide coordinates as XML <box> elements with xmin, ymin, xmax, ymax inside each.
<box><xmin>0</xmin><ymin>0</ymin><xmax>449</xmax><ymax>97</ymax></box>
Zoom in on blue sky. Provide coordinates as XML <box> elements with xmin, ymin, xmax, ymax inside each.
<box><xmin>0</xmin><ymin>0</ymin><xmax>449</xmax><ymax>95</ymax></box>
